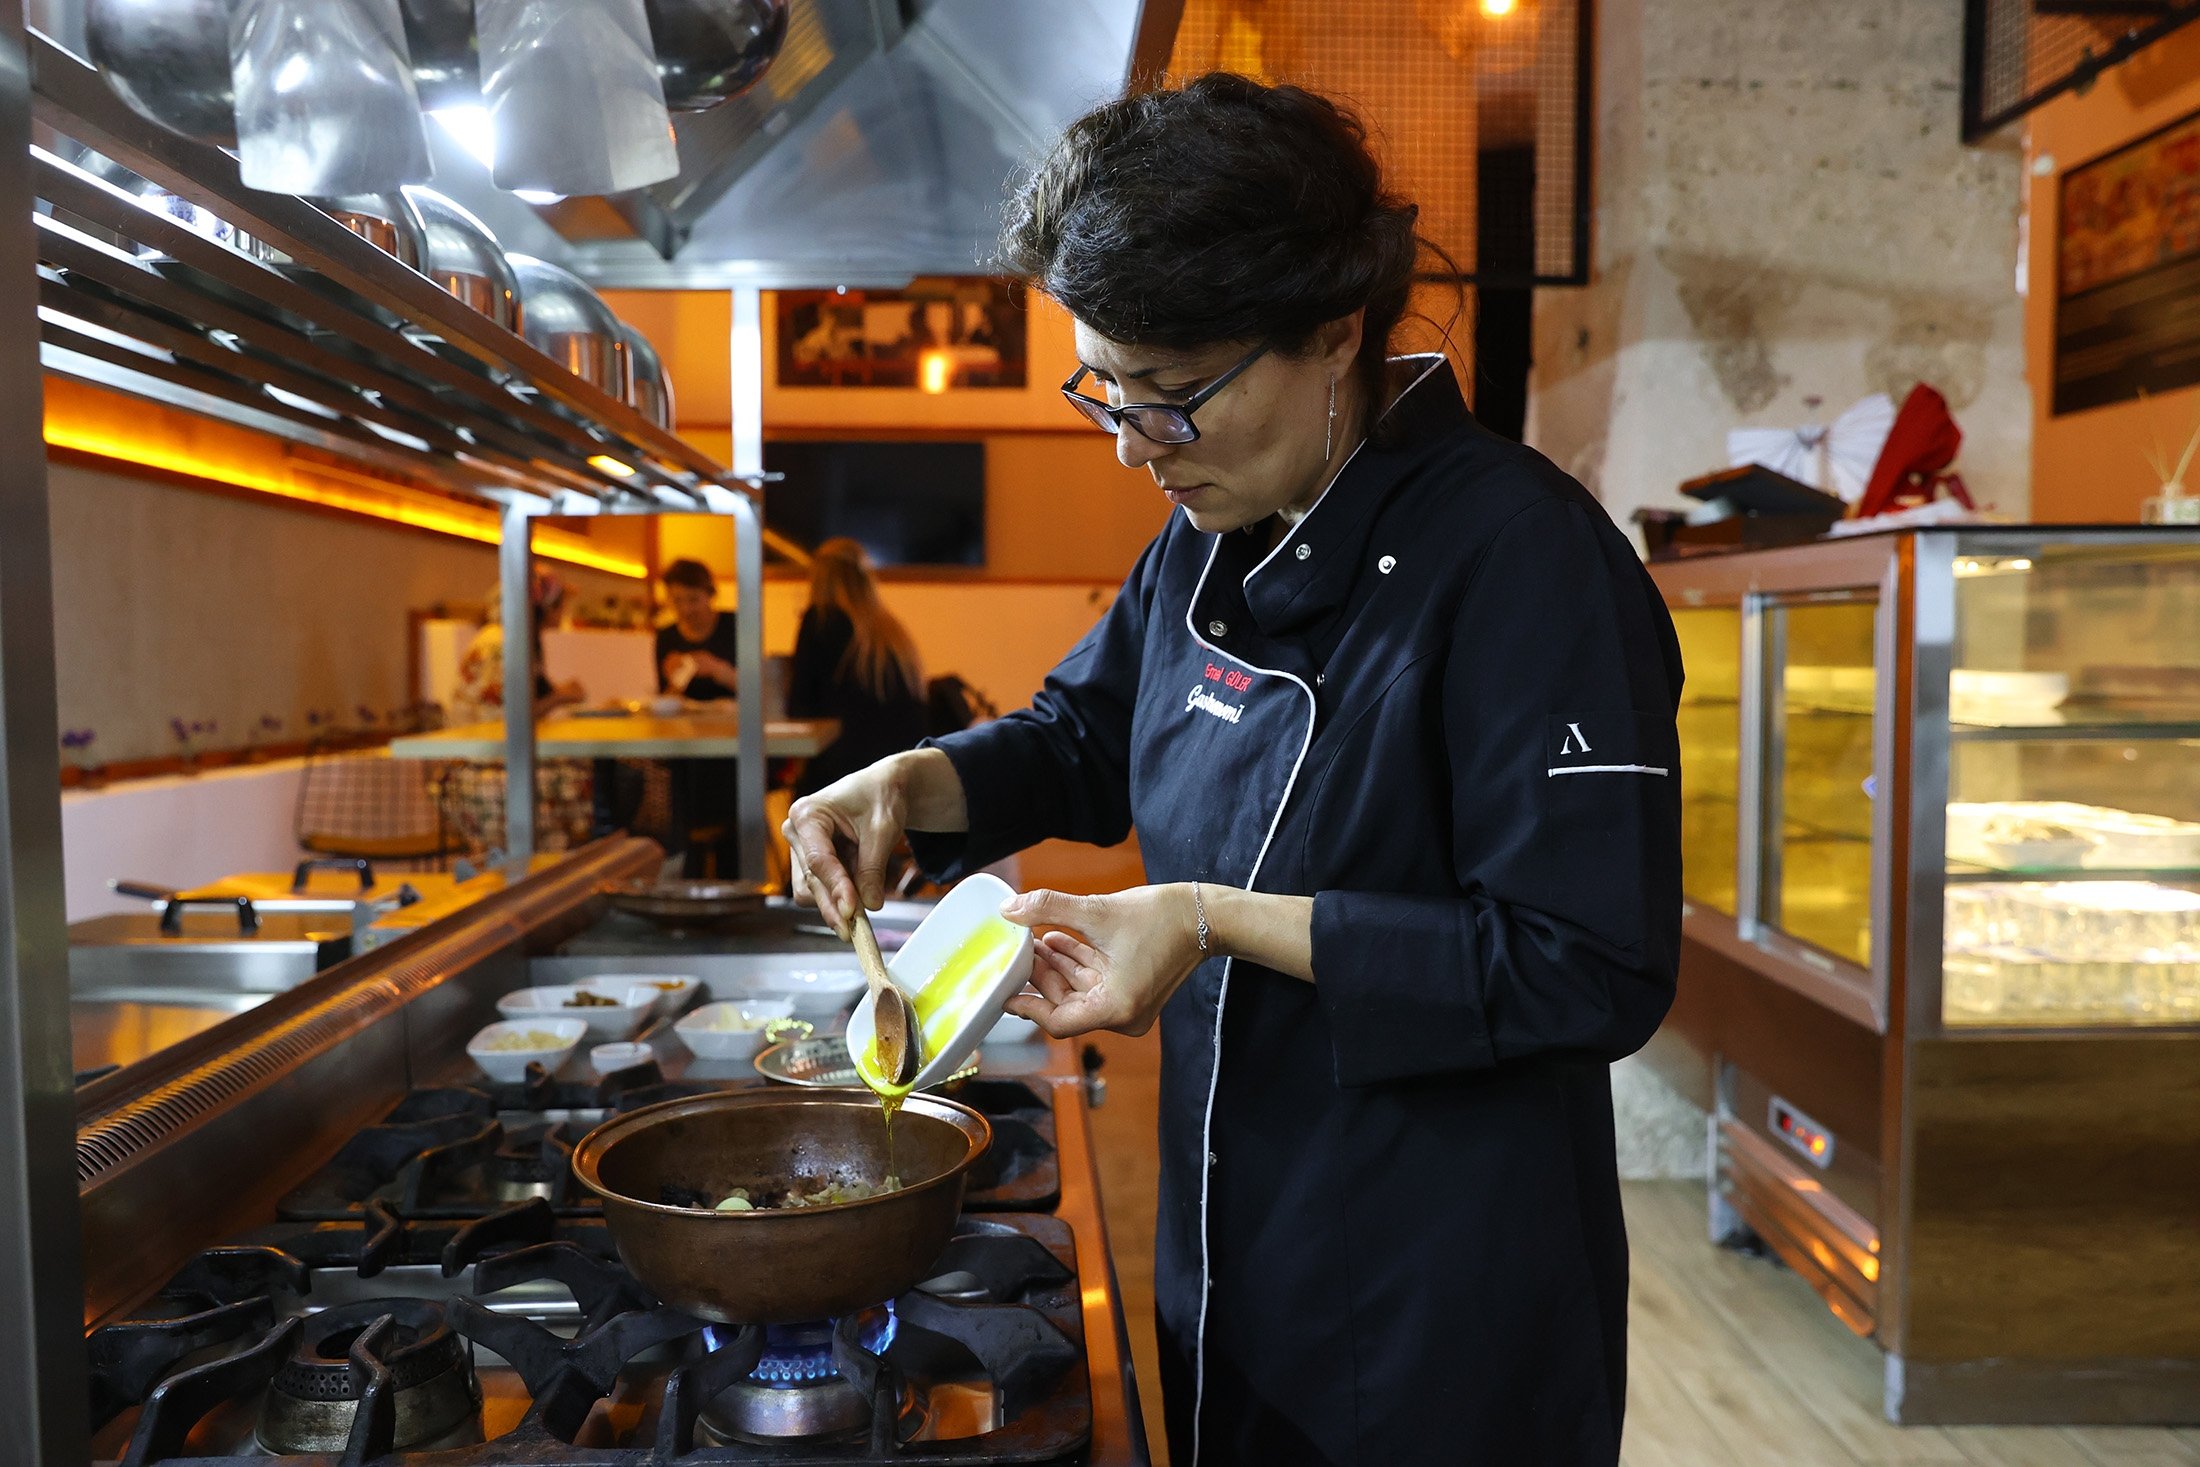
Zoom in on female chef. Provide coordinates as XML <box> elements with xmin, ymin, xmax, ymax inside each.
<box><xmin>785</xmin><ymin>73</ymin><xmax>1684</xmax><ymax>1467</ymax></box>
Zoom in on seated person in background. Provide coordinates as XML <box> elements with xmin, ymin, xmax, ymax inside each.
<box><xmin>789</xmin><ymin>538</ymin><xmax>926</xmax><ymax>797</ymax></box>
<box><xmin>655</xmin><ymin>558</ymin><xmax>739</xmax><ymax>701</ymax></box>
<box><xmin>447</xmin><ymin>568</ymin><xmax>591</xmax><ymax>855</ymax></box>
<box><xmin>452</xmin><ymin>567</ymin><xmax>586</xmax><ymax>724</ymax></box>
<box><xmin>652</xmin><ymin>557</ymin><xmax>741</xmax><ymax>875</ymax></box>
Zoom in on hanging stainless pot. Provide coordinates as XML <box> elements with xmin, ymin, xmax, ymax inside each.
<box><xmin>316</xmin><ymin>191</ymin><xmax>429</xmax><ymax>272</ymax></box>
<box><xmin>227</xmin><ymin>0</ymin><xmax>433</xmax><ymax>195</ymax></box>
<box><xmin>403</xmin><ymin>185</ymin><xmax>520</xmax><ymax>331</ymax></box>
<box><xmin>648</xmin><ymin>0</ymin><xmax>790</xmax><ymax>112</ymax></box>
<box><xmin>509</xmin><ymin>253</ymin><xmax>632</xmax><ymax>400</ymax></box>
<box><xmin>618</xmin><ymin>320</ymin><xmax>676</xmax><ymax>430</ymax></box>
<box><xmin>87</xmin><ymin>0</ymin><xmax>786</xmax><ymax>155</ymax></box>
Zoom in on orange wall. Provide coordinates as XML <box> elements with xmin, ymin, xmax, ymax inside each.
<box><xmin>601</xmin><ymin>288</ymin><xmax>1171</xmax><ymax>582</ymax></box>
<box><xmin>2026</xmin><ymin>26</ymin><xmax>2200</xmax><ymax>521</ymax></box>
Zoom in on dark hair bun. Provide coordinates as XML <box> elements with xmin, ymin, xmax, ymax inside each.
<box><xmin>1001</xmin><ymin>73</ymin><xmax>1425</xmax><ymax>403</ymax></box>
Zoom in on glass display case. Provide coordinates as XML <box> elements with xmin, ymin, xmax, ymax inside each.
<box><xmin>1655</xmin><ymin>528</ymin><xmax>2200</xmax><ymax>1035</ymax></box>
<box><xmin>1935</xmin><ymin>542</ymin><xmax>2200</xmax><ymax>1027</ymax></box>
<box><xmin>1647</xmin><ymin>528</ymin><xmax>2200</xmax><ymax>1427</ymax></box>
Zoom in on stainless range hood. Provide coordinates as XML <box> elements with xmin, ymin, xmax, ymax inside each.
<box><xmin>444</xmin><ymin>0</ymin><xmax>1151</xmax><ymax>289</ymax></box>
<box><xmin>39</xmin><ymin>0</ymin><xmax>1159</xmax><ymax>288</ymax></box>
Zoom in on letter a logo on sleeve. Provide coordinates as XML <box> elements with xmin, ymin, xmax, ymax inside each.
<box><xmin>1546</xmin><ymin>713</ymin><xmax>1672</xmax><ymax>778</ymax></box>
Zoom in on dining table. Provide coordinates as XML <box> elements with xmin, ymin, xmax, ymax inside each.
<box><xmin>387</xmin><ymin>709</ymin><xmax>841</xmax><ymax>875</ymax></box>
<box><xmin>384</xmin><ymin>710</ymin><xmax>841</xmax><ymax>762</ymax></box>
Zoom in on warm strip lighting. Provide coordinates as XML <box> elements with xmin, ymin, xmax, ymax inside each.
<box><xmin>587</xmin><ymin>453</ymin><xmax>638</xmax><ymax>478</ymax></box>
<box><xmin>45</xmin><ymin>421</ymin><xmax>646</xmax><ymax>578</ymax></box>
<box><xmin>918</xmin><ymin>348</ymin><xmax>953</xmax><ymax>395</ymax></box>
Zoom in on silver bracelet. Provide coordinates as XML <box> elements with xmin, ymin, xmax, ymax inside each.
<box><xmin>1192</xmin><ymin>881</ymin><xmax>1211</xmax><ymax>956</ymax></box>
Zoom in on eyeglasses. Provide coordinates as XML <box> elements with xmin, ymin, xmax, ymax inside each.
<box><xmin>1060</xmin><ymin>341</ymin><xmax>1271</xmax><ymax>445</ymax></box>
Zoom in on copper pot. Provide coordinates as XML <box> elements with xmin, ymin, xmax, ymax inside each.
<box><xmin>571</xmin><ymin>1089</ymin><xmax>989</xmax><ymax>1324</ymax></box>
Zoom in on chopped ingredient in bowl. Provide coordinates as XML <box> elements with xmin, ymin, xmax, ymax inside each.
<box><xmin>659</xmin><ymin>1177</ymin><xmax>902</xmax><ymax>1212</ymax></box>
<box><xmin>695</xmin><ymin>1009</ymin><xmax>768</xmax><ymax>1032</ymax></box>
<box><xmin>480</xmin><ymin>1029</ymin><xmax>572</xmax><ymax>1052</ymax></box>
<box><xmin>649</xmin><ymin>980</ymin><xmax>688</xmax><ymax>992</ymax></box>
<box><xmin>564</xmin><ymin>991</ymin><xmax>621</xmax><ymax>1008</ymax></box>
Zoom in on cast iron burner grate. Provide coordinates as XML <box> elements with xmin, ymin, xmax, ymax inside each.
<box><xmin>86</xmin><ymin>1212</ymin><xmax>1090</xmax><ymax>1466</ymax></box>
<box><xmin>277</xmin><ymin>1074</ymin><xmax>1062</xmax><ymax>1222</ymax></box>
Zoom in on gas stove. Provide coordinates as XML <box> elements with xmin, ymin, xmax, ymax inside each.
<box><xmin>85</xmin><ymin>1202</ymin><xmax>1092</xmax><ymax>1464</ymax></box>
<box><xmin>276</xmin><ymin>1070</ymin><xmax>1062</xmax><ymax>1221</ymax></box>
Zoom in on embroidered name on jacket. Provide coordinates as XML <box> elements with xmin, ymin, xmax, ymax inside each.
<box><xmin>1186</xmin><ymin>684</ymin><xmax>1245</xmax><ymax>724</ymax></box>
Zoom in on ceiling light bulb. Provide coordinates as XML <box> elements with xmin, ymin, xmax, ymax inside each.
<box><xmin>588</xmin><ymin>453</ymin><xmax>638</xmax><ymax>478</ymax></box>
<box><xmin>1481</xmin><ymin>0</ymin><xmax>1517</xmax><ymax>15</ymax></box>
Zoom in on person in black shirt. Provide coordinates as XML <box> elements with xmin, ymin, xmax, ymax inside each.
<box><xmin>782</xmin><ymin>76</ymin><xmax>1683</xmax><ymax>1467</ymax></box>
<box><xmin>654</xmin><ymin>558</ymin><xmax>740</xmax><ymax>701</ymax></box>
<box><xmin>652</xmin><ymin>558</ymin><xmax>741</xmax><ymax>874</ymax></box>
<box><xmin>787</xmin><ymin>538</ymin><xmax>927</xmax><ymax>797</ymax></box>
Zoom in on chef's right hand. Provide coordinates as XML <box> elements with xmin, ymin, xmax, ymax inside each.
<box><xmin>782</xmin><ymin>760</ymin><xmax>910</xmax><ymax>937</ymax></box>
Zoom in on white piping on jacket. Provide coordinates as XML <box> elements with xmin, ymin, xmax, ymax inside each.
<box><xmin>1183</xmin><ymin>351</ymin><xmax>1448</xmax><ymax>1464</ymax></box>
<box><xmin>1183</xmin><ymin>533</ymin><xmax>1319</xmax><ymax>1467</ymax></box>
<box><xmin>1239</xmin><ymin>354</ymin><xmax>1449</xmax><ymax>595</ymax></box>
<box><xmin>1547</xmin><ymin>763</ymin><xmax>1669</xmax><ymax>777</ymax></box>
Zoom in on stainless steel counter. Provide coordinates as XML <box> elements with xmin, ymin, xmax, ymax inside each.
<box><xmin>74</xmin><ymin>849</ymin><xmax>1149</xmax><ymax>1461</ymax></box>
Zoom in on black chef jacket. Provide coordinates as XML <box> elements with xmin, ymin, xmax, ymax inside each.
<box><xmin>912</xmin><ymin>355</ymin><xmax>1683</xmax><ymax>1467</ymax></box>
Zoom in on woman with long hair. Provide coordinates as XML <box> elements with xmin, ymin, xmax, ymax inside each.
<box><xmin>787</xmin><ymin>538</ymin><xmax>926</xmax><ymax>797</ymax></box>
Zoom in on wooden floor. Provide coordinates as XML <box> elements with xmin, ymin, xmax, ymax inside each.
<box><xmin>1080</xmin><ymin>1030</ymin><xmax>2200</xmax><ymax>1467</ymax></box>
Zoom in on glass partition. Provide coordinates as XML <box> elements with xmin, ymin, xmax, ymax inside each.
<box><xmin>1672</xmin><ymin>605</ymin><xmax>1742</xmax><ymax>916</ymax></box>
<box><xmin>1765</xmin><ymin>596</ymin><xmax>1877</xmax><ymax>969</ymax></box>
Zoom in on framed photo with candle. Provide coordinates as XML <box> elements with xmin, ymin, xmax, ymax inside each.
<box><xmin>2053</xmin><ymin>107</ymin><xmax>2200</xmax><ymax>415</ymax></box>
<box><xmin>773</xmin><ymin>279</ymin><xmax>1028</xmax><ymax>391</ymax></box>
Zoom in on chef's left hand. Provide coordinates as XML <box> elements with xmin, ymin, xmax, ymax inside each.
<box><xmin>997</xmin><ymin>885</ymin><xmax>1202</xmax><ymax>1038</ymax></box>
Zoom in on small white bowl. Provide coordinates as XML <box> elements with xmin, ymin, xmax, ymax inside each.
<box><xmin>586</xmin><ymin>973</ymin><xmax>703</xmax><ymax>1019</ymax></box>
<box><xmin>767</xmin><ymin>968</ymin><xmax>868</xmax><ymax>1020</ymax></box>
<box><xmin>675</xmin><ymin>998</ymin><xmax>797</xmax><ymax>1061</ymax></box>
<box><xmin>647</xmin><ymin>694</ymin><xmax>685</xmax><ymax>717</ymax></box>
<box><xmin>588</xmin><ymin>1041</ymin><xmax>656</xmax><ymax>1077</ymax></box>
<box><xmin>467</xmin><ymin>1018</ymin><xmax>588</xmax><ymax>1083</ymax></box>
<box><xmin>498</xmin><ymin>984</ymin><xmax>652</xmax><ymax>1040</ymax></box>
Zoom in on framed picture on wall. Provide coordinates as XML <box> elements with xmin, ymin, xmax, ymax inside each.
<box><xmin>2053</xmin><ymin>108</ymin><xmax>2200</xmax><ymax>415</ymax></box>
<box><xmin>774</xmin><ymin>278</ymin><xmax>1028</xmax><ymax>391</ymax></box>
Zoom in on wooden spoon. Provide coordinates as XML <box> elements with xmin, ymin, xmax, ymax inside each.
<box><xmin>847</xmin><ymin>906</ymin><xmax>920</xmax><ymax>1088</ymax></box>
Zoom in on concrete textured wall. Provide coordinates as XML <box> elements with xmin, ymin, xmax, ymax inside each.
<box><xmin>1529</xmin><ymin>0</ymin><xmax>2033</xmax><ymax>534</ymax></box>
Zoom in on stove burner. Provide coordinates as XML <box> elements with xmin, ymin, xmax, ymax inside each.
<box><xmin>698</xmin><ymin>1308</ymin><xmax>906</xmax><ymax>1443</ymax></box>
<box><xmin>734</xmin><ymin>1306</ymin><xmax>898</xmax><ymax>1385</ymax></box>
<box><xmin>256</xmin><ymin>1299</ymin><xmax>481</xmax><ymax>1455</ymax></box>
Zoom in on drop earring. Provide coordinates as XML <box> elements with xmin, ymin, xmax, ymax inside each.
<box><xmin>1325</xmin><ymin>374</ymin><xmax>1336</xmax><ymax>459</ymax></box>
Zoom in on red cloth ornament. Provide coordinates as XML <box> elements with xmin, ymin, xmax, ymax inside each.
<box><xmin>1854</xmin><ymin>384</ymin><xmax>1973</xmax><ymax>518</ymax></box>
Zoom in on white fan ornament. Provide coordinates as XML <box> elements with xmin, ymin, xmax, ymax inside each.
<box><xmin>1726</xmin><ymin>394</ymin><xmax>1898</xmax><ymax>504</ymax></box>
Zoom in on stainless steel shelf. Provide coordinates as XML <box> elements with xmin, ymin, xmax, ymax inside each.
<box><xmin>24</xmin><ymin>31</ymin><xmax>775</xmax><ymax>526</ymax></box>
<box><xmin>1949</xmin><ymin>705</ymin><xmax>2200</xmax><ymax>741</ymax></box>
<box><xmin>1944</xmin><ymin>865</ymin><xmax>2200</xmax><ymax>884</ymax></box>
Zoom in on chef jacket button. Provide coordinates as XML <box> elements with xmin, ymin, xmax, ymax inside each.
<box><xmin>1208</xmin><ymin>619</ymin><xmax>1228</xmax><ymax>638</ymax></box>
<box><xmin>1208</xmin><ymin>1151</ymin><xmax>1219</xmax><ymax>1167</ymax></box>
<box><xmin>1295</xmin><ymin>543</ymin><xmax>1312</xmax><ymax>561</ymax></box>
<box><xmin>1378</xmin><ymin>554</ymin><xmax>1397</xmax><ymax>574</ymax></box>
<box><xmin>1315</xmin><ymin>672</ymin><xmax>1326</xmax><ymax>686</ymax></box>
